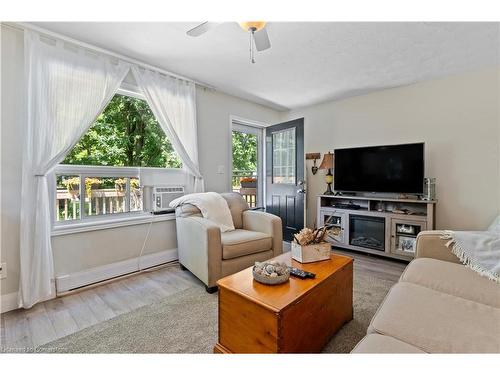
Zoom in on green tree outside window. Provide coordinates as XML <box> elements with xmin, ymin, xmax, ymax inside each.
<box><xmin>62</xmin><ymin>94</ymin><xmax>182</xmax><ymax>168</ymax></box>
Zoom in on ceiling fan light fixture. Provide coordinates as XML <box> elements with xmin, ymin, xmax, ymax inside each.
<box><xmin>238</xmin><ymin>21</ymin><xmax>267</xmax><ymax>32</ymax></box>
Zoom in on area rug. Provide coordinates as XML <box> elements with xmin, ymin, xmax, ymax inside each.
<box><xmin>40</xmin><ymin>271</ymin><xmax>394</xmax><ymax>353</ymax></box>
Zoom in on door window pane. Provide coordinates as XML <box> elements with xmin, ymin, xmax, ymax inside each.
<box><xmin>272</xmin><ymin>128</ymin><xmax>296</xmax><ymax>184</ymax></box>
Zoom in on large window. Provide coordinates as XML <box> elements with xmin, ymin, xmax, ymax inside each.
<box><xmin>54</xmin><ymin>92</ymin><xmax>181</xmax><ymax>224</ymax></box>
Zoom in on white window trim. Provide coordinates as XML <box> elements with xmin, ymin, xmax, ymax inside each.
<box><xmin>51</xmin><ymin>211</ymin><xmax>175</xmax><ymax>237</ymax></box>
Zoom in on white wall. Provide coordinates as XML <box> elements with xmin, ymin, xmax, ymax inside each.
<box><xmin>196</xmin><ymin>88</ymin><xmax>281</xmax><ymax>192</ymax></box>
<box><xmin>0</xmin><ymin>25</ymin><xmax>282</xmax><ymax>299</ymax></box>
<box><xmin>287</xmin><ymin>68</ymin><xmax>500</xmax><ymax>230</ymax></box>
<box><xmin>1</xmin><ymin>26</ymin><xmax>25</xmax><ymax>296</ymax></box>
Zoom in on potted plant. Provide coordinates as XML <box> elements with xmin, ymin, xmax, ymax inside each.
<box><xmin>115</xmin><ymin>178</ymin><xmax>127</xmax><ymax>192</ymax></box>
<box><xmin>240</xmin><ymin>176</ymin><xmax>257</xmax><ymax>188</ymax></box>
<box><xmin>62</xmin><ymin>177</ymin><xmax>80</xmax><ymax>200</ymax></box>
<box><xmin>84</xmin><ymin>177</ymin><xmax>102</xmax><ymax>198</ymax></box>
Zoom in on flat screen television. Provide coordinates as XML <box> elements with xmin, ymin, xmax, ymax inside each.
<box><xmin>334</xmin><ymin>143</ymin><xmax>424</xmax><ymax>194</ymax></box>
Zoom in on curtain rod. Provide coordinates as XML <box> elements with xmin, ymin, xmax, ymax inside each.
<box><xmin>2</xmin><ymin>22</ymin><xmax>215</xmax><ymax>91</ymax></box>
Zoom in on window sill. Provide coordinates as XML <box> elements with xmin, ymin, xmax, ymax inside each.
<box><xmin>51</xmin><ymin>212</ymin><xmax>176</xmax><ymax>237</ymax></box>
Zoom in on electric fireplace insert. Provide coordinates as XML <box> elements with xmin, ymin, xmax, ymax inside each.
<box><xmin>349</xmin><ymin>215</ymin><xmax>385</xmax><ymax>251</ymax></box>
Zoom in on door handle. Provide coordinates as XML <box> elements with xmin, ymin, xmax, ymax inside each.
<box><xmin>297</xmin><ymin>188</ymin><xmax>306</xmax><ymax>194</ymax></box>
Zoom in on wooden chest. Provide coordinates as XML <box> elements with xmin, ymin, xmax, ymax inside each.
<box><xmin>214</xmin><ymin>252</ymin><xmax>353</xmax><ymax>353</ymax></box>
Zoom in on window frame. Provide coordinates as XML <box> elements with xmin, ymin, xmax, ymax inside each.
<box><xmin>51</xmin><ymin>84</ymin><xmax>182</xmax><ymax>231</ymax></box>
<box><xmin>52</xmin><ymin>164</ymin><xmax>144</xmax><ymax>229</ymax></box>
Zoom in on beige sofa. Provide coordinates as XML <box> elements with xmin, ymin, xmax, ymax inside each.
<box><xmin>352</xmin><ymin>230</ymin><xmax>500</xmax><ymax>353</ymax></box>
<box><xmin>175</xmin><ymin>192</ymin><xmax>283</xmax><ymax>293</ymax></box>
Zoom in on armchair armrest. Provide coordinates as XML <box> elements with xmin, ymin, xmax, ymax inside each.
<box><xmin>175</xmin><ymin>216</ymin><xmax>223</xmax><ymax>287</ymax></box>
<box><xmin>415</xmin><ymin>230</ymin><xmax>460</xmax><ymax>264</ymax></box>
<box><xmin>242</xmin><ymin>210</ymin><xmax>283</xmax><ymax>256</ymax></box>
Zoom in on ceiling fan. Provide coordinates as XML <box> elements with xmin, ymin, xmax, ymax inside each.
<box><xmin>187</xmin><ymin>21</ymin><xmax>271</xmax><ymax>63</ymax></box>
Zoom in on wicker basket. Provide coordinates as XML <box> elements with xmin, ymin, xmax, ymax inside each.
<box><xmin>252</xmin><ymin>267</ymin><xmax>290</xmax><ymax>285</ymax></box>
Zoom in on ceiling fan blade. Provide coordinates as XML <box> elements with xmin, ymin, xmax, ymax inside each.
<box><xmin>253</xmin><ymin>27</ymin><xmax>271</xmax><ymax>51</ymax></box>
<box><xmin>186</xmin><ymin>22</ymin><xmax>220</xmax><ymax>37</ymax></box>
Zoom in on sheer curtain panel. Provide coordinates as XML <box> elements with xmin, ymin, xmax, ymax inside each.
<box><xmin>19</xmin><ymin>31</ymin><xmax>130</xmax><ymax>308</ymax></box>
<box><xmin>131</xmin><ymin>67</ymin><xmax>204</xmax><ymax>192</ymax></box>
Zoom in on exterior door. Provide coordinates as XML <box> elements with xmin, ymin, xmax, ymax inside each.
<box><xmin>265</xmin><ymin>118</ymin><xmax>305</xmax><ymax>241</ymax></box>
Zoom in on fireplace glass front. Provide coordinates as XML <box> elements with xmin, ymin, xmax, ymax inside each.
<box><xmin>349</xmin><ymin>215</ymin><xmax>385</xmax><ymax>251</ymax></box>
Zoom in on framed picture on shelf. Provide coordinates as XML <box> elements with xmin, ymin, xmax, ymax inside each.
<box><xmin>398</xmin><ymin>235</ymin><xmax>417</xmax><ymax>253</ymax></box>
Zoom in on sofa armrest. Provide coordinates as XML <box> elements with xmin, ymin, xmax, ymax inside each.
<box><xmin>242</xmin><ymin>210</ymin><xmax>283</xmax><ymax>256</ymax></box>
<box><xmin>415</xmin><ymin>231</ymin><xmax>460</xmax><ymax>264</ymax></box>
<box><xmin>175</xmin><ymin>216</ymin><xmax>223</xmax><ymax>287</ymax></box>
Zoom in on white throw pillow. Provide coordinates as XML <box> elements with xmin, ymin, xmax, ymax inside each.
<box><xmin>487</xmin><ymin>214</ymin><xmax>500</xmax><ymax>233</ymax></box>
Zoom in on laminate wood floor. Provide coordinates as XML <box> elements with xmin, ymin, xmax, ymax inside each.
<box><xmin>0</xmin><ymin>249</ymin><xmax>406</xmax><ymax>351</ymax></box>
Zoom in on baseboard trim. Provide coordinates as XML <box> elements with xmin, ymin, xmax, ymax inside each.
<box><xmin>55</xmin><ymin>248</ymin><xmax>178</xmax><ymax>293</ymax></box>
<box><xmin>1</xmin><ymin>291</ymin><xmax>19</xmax><ymax>313</ymax></box>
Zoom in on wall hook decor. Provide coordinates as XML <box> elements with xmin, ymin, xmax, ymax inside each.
<box><xmin>306</xmin><ymin>153</ymin><xmax>321</xmax><ymax>175</ymax></box>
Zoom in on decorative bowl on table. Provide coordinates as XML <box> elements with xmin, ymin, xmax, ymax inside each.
<box><xmin>252</xmin><ymin>260</ymin><xmax>290</xmax><ymax>285</ymax></box>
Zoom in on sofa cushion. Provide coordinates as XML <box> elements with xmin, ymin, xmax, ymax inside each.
<box><xmin>401</xmin><ymin>258</ymin><xmax>500</xmax><ymax>308</ymax></box>
<box><xmin>352</xmin><ymin>334</ymin><xmax>426</xmax><ymax>353</ymax></box>
<box><xmin>221</xmin><ymin>229</ymin><xmax>272</xmax><ymax>260</ymax></box>
<box><xmin>221</xmin><ymin>192</ymin><xmax>249</xmax><ymax>229</ymax></box>
<box><xmin>368</xmin><ymin>282</ymin><xmax>500</xmax><ymax>353</ymax></box>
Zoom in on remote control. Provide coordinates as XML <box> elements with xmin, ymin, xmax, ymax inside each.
<box><xmin>288</xmin><ymin>267</ymin><xmax>316</xmax><ymax>279</ymax></box>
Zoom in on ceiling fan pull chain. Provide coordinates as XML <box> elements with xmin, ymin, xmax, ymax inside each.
<box><xmin>250</xmin><ymin>29</ymin><xmax>256</xmax><ymax>64</ymax></box>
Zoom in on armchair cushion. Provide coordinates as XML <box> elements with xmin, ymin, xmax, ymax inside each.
<box><xmin>221</xmin><ymin>229</ymin><xmax>272</xmax><ymax>260</ymax></box>
<box><xmin>243</xmin><ymin>210</ymin><xmax>283</xmax><ymax>256</ymax></box>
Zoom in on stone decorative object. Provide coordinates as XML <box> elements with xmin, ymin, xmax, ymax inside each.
<box><xmin>252</xmin><ymin>260</ymin><xmax>290</xmax><ymax>285</ymax></box>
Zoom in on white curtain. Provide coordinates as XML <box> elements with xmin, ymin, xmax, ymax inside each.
<box><xmin>131</xmin><ymin>67</ymin><xmax>204</xmax><ymax>192</ymax></box>
<box><xmin>19</xmin><ymin>31</ymin><xmax>130</xmax><ymax>308</ymax></box>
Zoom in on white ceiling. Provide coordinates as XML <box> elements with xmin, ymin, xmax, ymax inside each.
<box><xmin>31</xmin><ymin>22</ymin><xmax>499</xmax><ymax>111</ymax></box>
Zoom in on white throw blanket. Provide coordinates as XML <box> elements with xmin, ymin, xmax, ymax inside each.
<box><xmin>169</xmin><ymin>192</ymin><xmax>235</xmax><ymax>232</ymax></box>
<box><xmin>442</xmin><ymin>229</ymin><xmax>500</xmax><ymax>283</ymax></box>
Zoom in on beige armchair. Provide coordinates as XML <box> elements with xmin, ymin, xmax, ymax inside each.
<box><xmin>174</xmin><ymin>192</ymin><xmax>283</xmax><ymax>293</ymax></box>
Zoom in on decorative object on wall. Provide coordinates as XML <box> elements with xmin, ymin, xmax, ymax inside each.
<box><xmin>306</xmin><ymin>153</ymin><xmax>321</xmax><ymax>175</ymax></box>
<box><xmin>319</xmin><ymin>152</ymin><xmax>334</xmax><ymax>195</ymax></box>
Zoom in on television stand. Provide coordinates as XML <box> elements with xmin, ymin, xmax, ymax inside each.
<box><xmin>317</xmin><ymin>194</ymin><xmax>436</xmax><ymax>261</ymax></box>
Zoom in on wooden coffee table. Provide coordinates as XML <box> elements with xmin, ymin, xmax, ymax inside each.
<box><xmin>214</xmin><ymin>252</ymin><xmax>353</xmax><ymax>353</ymax></box>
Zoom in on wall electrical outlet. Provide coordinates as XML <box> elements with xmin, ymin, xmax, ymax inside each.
<box><xmin>0</xmin><ymin>262</ymin><xmax>6</xmax><ymax>279</ymax></box>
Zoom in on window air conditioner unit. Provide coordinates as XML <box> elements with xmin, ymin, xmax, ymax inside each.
<box><xmin>143</xmin><ymin>185</ymin><xmax>185</xmax><ymax>214</ymax></box>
